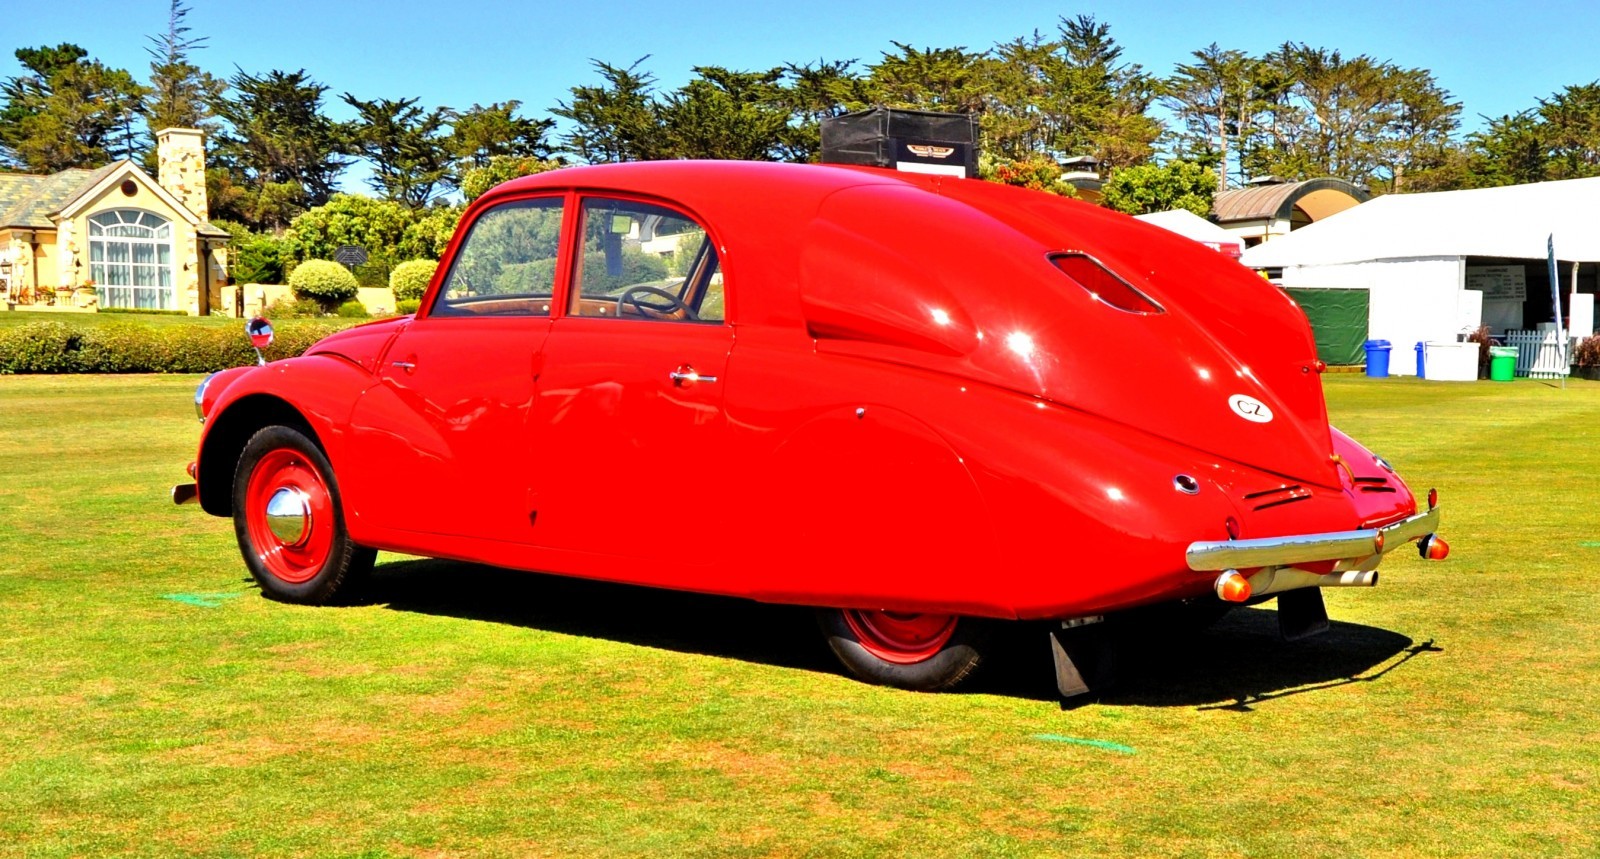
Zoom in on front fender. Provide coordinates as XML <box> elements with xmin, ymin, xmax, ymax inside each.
<box><xmin>195</xmin><ymin>355</ymin><xmax>377</xmax><ymax>517</ymax></box>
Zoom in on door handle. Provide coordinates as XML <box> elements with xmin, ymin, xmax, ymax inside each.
<box><xmin>391</xmin><ymin>360</ymin><xmax>416</xmax><ymax>374</ymax></box>
<box><xmin>669</xmin><ymin>365</ymin><xmax>718</xmax><ymax>387</ymax></box>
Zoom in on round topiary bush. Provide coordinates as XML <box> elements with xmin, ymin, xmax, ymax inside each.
<box><xmin>389</xmin><ymin>259</ymin><xmax>438</xmax><ymax>301</ymax></box>
<box><xmin>395</xmin><ymin>298</ymin><xmax>421</xmax><ymax>315</ymax></box>
<box><xmin>289</xmin><ymin>259</ymin><xmax>359</xmax><ymax>306</ymax></box>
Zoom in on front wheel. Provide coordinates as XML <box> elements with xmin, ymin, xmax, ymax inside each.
<box><xmin>817</xmin><ymin>608</ymin><xmax>987</xmax><ymax>691</ymax></box>
<box><xmin>232</xmin><ymin>425</ymin><xmax>374</xmax><ymax>604</ymax></box>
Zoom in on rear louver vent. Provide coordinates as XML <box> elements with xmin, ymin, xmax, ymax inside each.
<box><xmin>1354</xmin><ymin>476</ymin><xmax>1397</xmax><ymax>494</ymax></box>
<box><xmin>1243</xmin><ymin>484</ymin><xmax>1313</xmax><ymax>511</ymax></box>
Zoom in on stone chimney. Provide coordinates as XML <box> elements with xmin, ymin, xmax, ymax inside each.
<box><xmin>156</xmin><ymin>127</ymin><xmax>208</xmax><ymax>222</ymax></box>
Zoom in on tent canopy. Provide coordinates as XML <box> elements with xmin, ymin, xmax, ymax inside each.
<box><xmin>1241</xmin><ymin>176</ymin><xmax>1600</xmax><ymax>268</ymax></box>
<box><xmin>1134</xmin><ymin>209</ymin><xmax>1237</xmax><ymax>245</ymax></box>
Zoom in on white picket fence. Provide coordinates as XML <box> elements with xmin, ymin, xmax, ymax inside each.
<box><xmin>1503</xmin><ymin>328</ymin><xmax>1571</xmax><ymax>379</ymax></box>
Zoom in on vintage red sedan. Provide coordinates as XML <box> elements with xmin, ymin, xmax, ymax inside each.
<box><xmin>174</xmin><ymin>160</ymin><xmax>1446</xmax><ymax>695</ymax></box>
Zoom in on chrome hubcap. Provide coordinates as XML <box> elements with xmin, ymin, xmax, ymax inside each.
<box><xmin>264</xmin><ymin>486</ymin><xmax>312</xmax><ymax>545</ymax></box>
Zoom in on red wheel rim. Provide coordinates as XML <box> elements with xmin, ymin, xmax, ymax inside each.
<box><xmin>244</xmin><ymin>448</ymin><xmax>334</xmax><ymax>584</ymax></box>
<box><xmin>842</xmin><ymin>609</ymin><xmax>957</xmax><ymax>664</ymax></box>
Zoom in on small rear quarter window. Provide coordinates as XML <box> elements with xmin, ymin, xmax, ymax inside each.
<box><xmin>1051</xmin><ymin>253</ymin><xmax>1163</xmax><ymax>315</ymax></box>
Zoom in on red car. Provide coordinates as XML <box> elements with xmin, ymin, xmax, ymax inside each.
<box><xmin>174</xmin><ymin>161</ymin><xmax>1446</xmax><ymax>695</ymax></box>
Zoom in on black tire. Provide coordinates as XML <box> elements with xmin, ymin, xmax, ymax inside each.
<box><xmin>231</xmin><ymin>425</ymin><xmax>374</xmax><ymax>605</ymax></box>
<box><xmin>817</xmin><ymin>608</ymin><xmax>988</xmax><ymax>692</ymax></box>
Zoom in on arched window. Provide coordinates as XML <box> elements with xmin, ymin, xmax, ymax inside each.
<box><xmin>89</xmin><ymin>210</ymin><xmax>174</xmax><ymax>310</ymax></box>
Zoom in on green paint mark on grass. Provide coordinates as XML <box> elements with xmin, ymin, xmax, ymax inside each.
<box><xmin>1579</xmin><ymin>542</ymin><xmax>1600</xmax><ymax>548</ymax></box>
<box><xmin>1033</xmin><ymin>734</ymin><xmax>1135</xmax><ymax>754</ymax></box>
<box><xmin>161</xmin><ymin>593</ymin><xmax>244</xmax><ymax>608</ymax></box>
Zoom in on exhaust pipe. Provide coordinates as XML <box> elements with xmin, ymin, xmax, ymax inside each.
<box><xmin>1243</xmin><ymin>567</ymin><xmax>1378</xmax><ymax>598</ymax></box>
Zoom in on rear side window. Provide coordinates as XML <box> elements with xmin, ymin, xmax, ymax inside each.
<box><xmin>569</xmin><ymin>197</ymin><xmax>724</xmax><ymax>323</ymax></box>
<box><xmin>1051</xmin><ymin>253</ymin><xmax>1163</xmax><ymax>315</ymax></box>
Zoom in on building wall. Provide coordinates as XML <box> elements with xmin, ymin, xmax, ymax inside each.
<box><xmin>33</xmin><ymin>232</ymin><xmax>57</xmax><ymax>300</ymax></box>
<box><xmin>1281</xmin><ymin>256</ymin><xmax>1470</xmax><ymax>376</ymax></box>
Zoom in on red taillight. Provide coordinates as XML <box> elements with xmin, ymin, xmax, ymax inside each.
<box><xmin>1428</xmin><ymin>488</ymin><xmax>1438</xmax><ymax>510</ymax></box>
<box><xmin>1225</xmin><ymin>516</ymin><xmax>1241</xmax><ymax>540</ymax></box>
<box><xmin>1214</xmin><ymin>570</ymin><xmax>1252</xmax><ymax>602</ymax></box>
<box><xmin>186</xmin><ymin>461</ymin><xmax>198</xmax><ymax>478</ymax></box>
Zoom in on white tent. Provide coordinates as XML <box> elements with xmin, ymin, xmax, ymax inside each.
<box><xmin>1135</xmin><ymin>209</ymin><xmax>1239</xmax><ymax>246</ymax></box>
<box><xmin>1238</xmin><ymin>177</ymin><xmax>1600</xmax><ymax>375</ymax></box>
<box><xmin>1242</xmin><ymin>176</ymin><xmax>1600</xmax><ymax>267</ymax></box>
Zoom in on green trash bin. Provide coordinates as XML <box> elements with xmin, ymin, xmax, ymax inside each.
<box><xmin>1489</xmin><ymin>346</ymin><xmax>1517</xmax><ymax>381</ymax></box>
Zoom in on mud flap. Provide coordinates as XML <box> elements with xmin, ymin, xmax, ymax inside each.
<box><xmin>1277</xmin><ymin>587</ymin><xmax>1330</xmax><ymax>641</ymax></box>
<box><xmin>1050</xmin><ymin>623</ymin><xmax>1115</xmax><ymax>702</ymax></box>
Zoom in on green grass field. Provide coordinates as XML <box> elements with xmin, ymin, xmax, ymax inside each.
<box><xmin>1</xmin><ymin>374</ymin><xmax>1596</xmax><ymax>857</ymax></box>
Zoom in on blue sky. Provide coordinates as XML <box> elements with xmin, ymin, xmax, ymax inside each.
<box><xmin>7</xmin><ymin>0</ymin><xmax>1598</xmax><ymax>144</ymax></box>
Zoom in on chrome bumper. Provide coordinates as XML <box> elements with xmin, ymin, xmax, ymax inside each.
<box><xmin>1186</xmin><ymin>505</ymin><xmax>1441</xmax><ymax>574</ymax></box>
<box><xmin>172</xmin><ymin>483</ymin><xmax>198</xmax><ymax>505</ymax></box>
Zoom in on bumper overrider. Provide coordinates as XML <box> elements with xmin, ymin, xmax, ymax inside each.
<box><xmin>1186</xmin><ymin>504</ymin><xmax>1444</xmax><ymax>602</ymax></box>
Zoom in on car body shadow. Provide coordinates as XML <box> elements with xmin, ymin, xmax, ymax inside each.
<box><xmin>363</xmin><ymin>558</ymin><xmax>839</xmax><ymax>674</ymax></box>
<box><xmin>362</xmin><ymin>559</ymin><xmax>1432</xmax><ymax>709</ymax></box>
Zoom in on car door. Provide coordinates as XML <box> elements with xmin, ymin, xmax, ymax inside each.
<box><xmin>526</xmin><ymin>195</ymin><xmax>733</xmax><ymax>573</ymax></box>
<box><xmin>344</xmin><ymin>194</ymin><xmax>566</xmax><ymax>542</ymax></box>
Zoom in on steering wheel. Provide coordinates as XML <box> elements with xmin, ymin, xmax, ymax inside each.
<box><xmin>618</xmin><ymin>285</ymin><xmax>698</xmax><ymax>321</ymax></box>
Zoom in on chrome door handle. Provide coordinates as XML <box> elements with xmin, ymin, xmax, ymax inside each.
<box><xmin>391</xmin><ymin>361</ymin><xmax>416</xmax><ymax>373</ymax></box>
<box><xmin>669</xmin><ymin>366</ymin><xmax>718</xmax><ymax>387</ymax></box>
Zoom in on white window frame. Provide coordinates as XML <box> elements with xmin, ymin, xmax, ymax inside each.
<box><xmin>89</xmin><ymin>210</ymin><xmax>175</xmax><ymax>310</ymax></box>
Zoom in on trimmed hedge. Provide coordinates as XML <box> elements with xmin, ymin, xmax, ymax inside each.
<box><xmin>0</xmin><ymin>321</ymin><xmax>344</xmax><ymax>374</ymax></box>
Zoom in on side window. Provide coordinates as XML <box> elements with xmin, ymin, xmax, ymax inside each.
<box><xmin>431</xmin><ymin>197</ymin><xmax>564</xmax><ymax>317</ymax></box>
<box><xmin>569</xmin><ymin>198</ymin><xmax>724</xmax><ymax>323</ymax></box>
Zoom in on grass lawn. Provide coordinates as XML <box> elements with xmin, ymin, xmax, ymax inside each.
<box><xmin>1</xmin><ymin>373</ymin><xmax>1596</xmax><ymax>857</ymax></box>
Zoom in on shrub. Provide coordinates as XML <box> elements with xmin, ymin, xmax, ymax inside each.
<box><xmin>353</xmin><ymin>261</ymin><xmax>391</xmax><ymax>288</ymax></box>
<box><xmin>233</xmin><ymin>233</ymin><xmax>291</xmax><ymax>285</ymax></box>
<box><xmin>1576</xmin><ymin>334</ymin><xmax>1600</xmax><ymax>368</ymax></box>
<box><xmin>0</xmin><ymin>322</ymin><xmax>84</xmax><ymax>372</ymax></box>
<box><xmin>289</xmin><ymin>259</ymin><xmax>359</xmax><ymax>305</ymax></box>
<box><xmin>389</xmin><ymin>259</ymin><xmax>438</xmax><ymax>301</ymax></box>
<box><xmin>0</xmin><ymin>320</ymin><xmax>345</xmax><ymax>374</ymax></box>
<box><xmin>336</xmin><ymin>300</ymin><xmax>370</xmax><ymax>318</ymax></box>
<box><xmin>265</xmin><ymin>296</ymin><xmax>324</xmax><ymax>318</ymax></box>
<box><xmin>396</xmin><ymin>298</ymin><xmax>421</xmax><ymax>315</ymax></box>
<box><xmin>1465</xmin><ymin>325</ymin><xmax>1495</xmax><ymax>378</ymax></box>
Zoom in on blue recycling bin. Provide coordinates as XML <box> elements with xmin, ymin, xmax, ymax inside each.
<box><xmin>1364</xmin><ymin>339</ymin><xmax>1392</xmax><ymax>378</ymax></box>
<box><xmin>1415</xmin><ymin>341</ymin><xmax>1426</xmax><ymax>378</ymax></box>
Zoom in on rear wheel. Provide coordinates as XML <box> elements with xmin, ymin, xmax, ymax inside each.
<box><xmin>232</xmin><ymin>425</ymin><xmax>374</xmax><ymax>604</ymax></box>
<box><xmin>818</xmin><ymin>608</ymin><xmax>986</xmax><ymax>691</ymax></box>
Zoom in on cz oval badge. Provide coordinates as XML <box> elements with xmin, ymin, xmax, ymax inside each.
<box><xmin>1228</xmin><ymin>394</ymin><xmax>1274</xmax><ymax>423</ymax></box>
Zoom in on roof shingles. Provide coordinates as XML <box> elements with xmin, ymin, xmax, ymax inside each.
<box><xmin>0</xmin><ymin>168</ymin><xmax>105</xmax><ymax>228</ymax></box>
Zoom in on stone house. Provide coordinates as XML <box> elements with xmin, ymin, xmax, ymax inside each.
<box><xmin>0</xmin><ymin>128</ymin><xmax>229</xmax><ymax>315</ymax></box>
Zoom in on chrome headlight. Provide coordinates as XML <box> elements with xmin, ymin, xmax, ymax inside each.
<box><xmin>194</xmin><ymin>372</ymin><xmax>219</xmax><ymax>422</ymax></box>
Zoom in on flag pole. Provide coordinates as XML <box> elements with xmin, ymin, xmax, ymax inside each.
<box><xmin>1548</xmin><ymin>234</ymin><xmax>1566</xmax><ymax>390</ymax></box>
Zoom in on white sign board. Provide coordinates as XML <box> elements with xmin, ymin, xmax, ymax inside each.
<box><xmin>1571</xmin><ymin>293</ymin><xmax>1595</xmax><ymax>338</ymax></box>
<box><xmin>1466</xmin><ymin>265</ymin><xmax>1527</xmax><ymax>301</ymax></box>
<box><xmin>1457</xmin><ymin>289</ymin><xmax>1483</xmax><ymax>333</ymax></box>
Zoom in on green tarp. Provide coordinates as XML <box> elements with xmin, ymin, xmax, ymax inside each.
<box><xmin>1286</xmin><ymin>288</ymin><xmax>1370</xmax><ymax>366</ymax></box>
